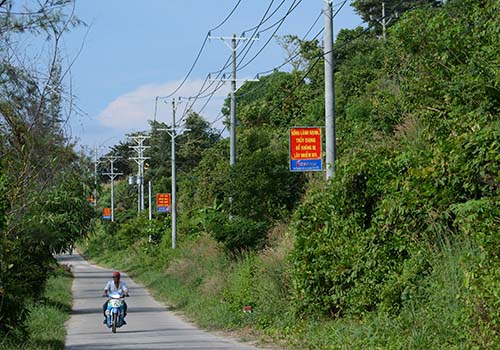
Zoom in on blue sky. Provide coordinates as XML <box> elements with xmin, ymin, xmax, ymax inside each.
<box><xmin>64</xmin><ymin>0</ymin><xmax>362</xmax><ymax>151</ymax></box>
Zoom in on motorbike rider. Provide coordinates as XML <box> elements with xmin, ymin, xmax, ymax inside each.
<box><xmin>102</xmin><ymin>271</ymin><xmax>129</xmax><ymax>323</ymax></box>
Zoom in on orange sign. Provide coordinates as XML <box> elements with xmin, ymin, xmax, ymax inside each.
<box><xmin>86</xmin><ymin>195</ymin><xmax>95</xmax><ymax>205</ymax></box>
<box><xmin>289</xmin><ymin>127</ymin><xmax>322</xmax><ymax>171</ymax></box>
<box><xmin>102</xmin><ymin>207</ymin><xmax>111</xmax><ymax>219</ymax></box>
<box><xmin>157</xmin><ymin>193</ymin><xmax>171</xmax><ymax>212</ymax></box>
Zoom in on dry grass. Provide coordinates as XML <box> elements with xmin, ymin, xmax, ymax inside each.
<box><xmin>261</xmin><ymin>223</ymin><xmax>294</xmax><ymax>268</ymax></box>
<box><xmin>165</xmin><ymin>258</ymin><xmax>194</xmax><ymax>280</ymax></box>
<box><xmin>166</xmin><ymin>234</ymin><xmax>227</xmax><ymax>287</ymax></box>
<box><xmin>200</xmin><ymin>272</ymin><xmax>227</xmax><ymax>297</ymax></box>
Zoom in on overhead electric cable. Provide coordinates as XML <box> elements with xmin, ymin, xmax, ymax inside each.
<box><xmin>185</xmin><ymin>0</ymin><xmax>304</xmax><ymax>119</ymax></box>
<box><xmin>259</xmin><ymin>0</ymin><xmax>418</xmax><ymax>120</ymax></box>
<box><xmin>253</xmin><ymin>0</ymin><xmax>302</xmax><ymax>35</ymax></box>
<box><xmin>233</xmin><ymin>0</ymin><xmax>281</xmax><ymax>67</ymax></box>
<box><xmin>241</xmin><ymin>0</ymin><xmax>287</xmax><ymax>36</ymax></box>
<box><xmin>236</xmin><ymin>0</ymin><xmax>304</xmax><ymax>71</ymax></box>
<box><xmin>183</xmin><ymin>0</ymin><xmax>297</xmax><ymax>107</ymax></box>
<box><xmin>158</xmin><ymin>0</ymin><xmax>244</xmax><ymax>99</ymax></box>
<box><xmin>209</xmin><ymin>0</ymin><xmax>244</xmax><ymax>32</ymax></box>
<box><xmin>236</xmin><ymin>1</ymin><xmax>346</xmax><ymax>99</ymax></box>
<box><xmin>196</xmin><ymin>79</ymin><xmax>228</xmax><ymax>116</ymax></box>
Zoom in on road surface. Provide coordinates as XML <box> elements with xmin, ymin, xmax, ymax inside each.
<box><xmin>59</xmin><ymin>254</ymin><xmax>259</xmax><ymax>350</ymax></box>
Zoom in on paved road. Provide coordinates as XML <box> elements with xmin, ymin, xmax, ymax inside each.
<box><xmin>59</xmin><ymin>254</ymin><xmax>258</xmax><ymax>350</ymax></box>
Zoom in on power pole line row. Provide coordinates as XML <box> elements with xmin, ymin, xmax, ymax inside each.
<box><xmin>91</xmin><ymin>0</ymin><xmax>338</xmax><ymax>248</ymax></box>
<box><xmin>92</xmin><ymin>146</ymin><xmax>104</xmax><ymax>207</ymax></box>
<box><xmin>158</xmin><ymin>99</ymin><xmax>190</xmax><ymax>249</ymax></box>
<box><xmin>102</xmin><ymin>156</ymin><xmax>123</xmax><ymax>222</ymax></box>
<box><xmin>208</xmin><ymin>34</ymin><xmax>258</xmax><ymax>166</ymax></box>
<box><xmin>129</xmin><ymin>135</ymin><xmax>150</xmax><ymax>213</ymax></box>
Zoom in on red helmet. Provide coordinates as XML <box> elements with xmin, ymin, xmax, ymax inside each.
<box><xmin>112</xmin><ymin>271</ymin><xmax>120</xmax><ymax>278</ymax></box>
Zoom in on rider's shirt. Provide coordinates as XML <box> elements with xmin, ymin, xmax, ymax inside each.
<box><xmin>104</xmin><ymin>280</ymin><xmax>128</xmax><ymax>295</ymax></box>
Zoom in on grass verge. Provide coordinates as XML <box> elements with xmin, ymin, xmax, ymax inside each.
<box><xmin>0</xmin><ymin>265</ymin><xmax>73</xmax><ymax>350</ymax></box>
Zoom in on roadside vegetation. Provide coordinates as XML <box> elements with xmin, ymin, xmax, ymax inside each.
<box><xmin>0</xmin><ymin>266</ymin><xmax>73</xmax><ymax>350</ymax></box>
<box><xmin>83</xmin><ymin>0</ymin><xmax>500</xmax><ymax>349</ymax></box>
<box><xmin>0</xmin><ymin>0</ymin><xmax>93</xmax><ymax>345</ymax></box>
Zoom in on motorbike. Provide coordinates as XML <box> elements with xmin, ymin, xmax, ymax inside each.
<box><xmin>104</xmin><ymin>292</ymin><xmax>127</xmax><ymax>333</ymax></box>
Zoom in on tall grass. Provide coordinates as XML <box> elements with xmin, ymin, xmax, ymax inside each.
<box><xmin>0</xmin><ymin>266</ymin><xmax>72</xmax><ymax>350</ymax></box>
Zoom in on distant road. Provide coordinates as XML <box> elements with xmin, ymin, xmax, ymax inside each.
<box><xmin>60</xmin><ymin>254</ymin><xmax>258</xmax><ymax>350</ymax></box>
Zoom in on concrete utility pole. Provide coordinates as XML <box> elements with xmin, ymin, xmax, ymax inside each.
<box><xmin>158</xmin><ymin>99</ymin><xmax>190</xmax><ymax>249</ymax></box>
<box><xmin>129</xmin><ymin>135</ymin><xmax>150</xmax><ymax>213</ymax></box>
<box><xmin>230</xmin><ymin>35</ymin><xmax>237</xmax><ymax>166</ymax></box>
<box><xmin>170</xmin><ymin>100</ymin><xmax>177</xmax><ymax>248</ymax></box>
<box><xmin>209</xmin><ymin>34</ymin><xmax>258</xmax><ymax>166</ymax></box>
<box><xmin>382</xmin><ymin>1</ymin><xmax>387</xmax><ymax>41</ymax></box>
<box><xmin>102</xmin><ymin>156</ymin><xmax>123</xmax><ymax>222</ymax></box>
<box><xmin>148</xmin><ymin>180</ymin><xmax>152</xmax><ymax>221</ymax></box>
<box><xmin>92</xmin><ymin>146</ymin><xmax>102</xmax><ymax>207</ymax></box>
<box><xmin>324</xmin><ymin>0</ymin><xmax>336</xmax><ymax>180</ymax></box>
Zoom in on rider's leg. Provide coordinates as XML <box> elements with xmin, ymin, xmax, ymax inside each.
<box><xmin>102</xmin><ymin>301</ymin><xmax>108</xmax><ymax>323</ymax></box>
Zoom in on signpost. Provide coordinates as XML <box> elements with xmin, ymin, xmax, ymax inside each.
<box><xmin>289</xmin><ymin>127</ymin><xmax>323</xmax><ymax>172</ymax></box>
<box><xmin>102</xmin><ymin>207</ymin><xmax>111</xmax><ymax>220</ymax></box>
<box><xmin>86</xmin><ymin>195</ymin><xmax>95</xmax><ymax>205</ymax></box>
<box><xmin>156</xmin><ymin>193</ymin><xmax>171</xmax><ymax>213</ymax></box>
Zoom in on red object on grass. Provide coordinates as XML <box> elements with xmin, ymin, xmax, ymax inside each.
<box><xmin>243</xmin><ymin>305</ymin><xmax>253</xmax><ymax>313</ymax></box>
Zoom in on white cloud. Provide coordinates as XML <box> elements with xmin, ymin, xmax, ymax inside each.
<box><xmin>97</xmin><ymin>79</ymin><xmax>231</xmax><ymax>131</ymax></box>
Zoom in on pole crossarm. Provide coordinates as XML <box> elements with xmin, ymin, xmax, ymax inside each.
<box><xmin>208</xmin><ymin>35</ymin><xmax>259</xmax><ymax>50</ymax></box>
<box><xmin>208</xmin><ymin>78</ymin><xmax>258</xmax><ymax>83</ymax></box>
<box><xmin>157</xmin><ymin>127</ymin><xmax>191</xmax><ymax>138</ymax></box>
<box><xmin>102</xmin><ymin>173</ymin><xmax>123</xmax><ymax>182</ymax></box>
<box><xmin>208</xmin><ymin>35</ymin><xmax>259</xmax><ymax>41</ymax></box>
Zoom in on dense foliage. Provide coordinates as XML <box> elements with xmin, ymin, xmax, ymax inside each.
<box><xmin>351</xmin><ymin>0</ymin><xmax>441</xmax><ymax>34</ymax></box>
<box><xmin>0</xmin><ymin>0</ymin><xmax>94</xmax><ymax>336</ymax></box>
<box><xmin>291</xmin><ymin>0</ymin><xmax>499</xmax><ymax>345</ymax></box>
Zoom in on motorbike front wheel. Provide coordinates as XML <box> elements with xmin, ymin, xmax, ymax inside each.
<box><xmin>111</xmin><ymin>313</ymin><xmax>117</xmax><ymax>333</ymax></box>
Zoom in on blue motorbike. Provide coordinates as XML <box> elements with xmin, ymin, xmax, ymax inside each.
<box><xmin>105</xmin><ymin>292</ymin><xmax>127</xmax><ymax>333</ymax></box>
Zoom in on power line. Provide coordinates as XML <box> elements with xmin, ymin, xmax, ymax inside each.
<box><xmin>181</xmin><ymin>1</ymin><xmax>330</xmax><ymax>131</ymax></box>
<box><xmin>241</xmin><ymin>0</ymin><xmax>286</xmax><ymax>36</ymax></box>
<box><xmin>237</xmin><ymin>0</ymin><xmax>343</xmax><ymax>73</ymax></box>
<box><xmin>209</xmin><ymin>0</ymin><xmax>244</xmax><ymax>32</ymax></box>
<box><xmin>236</xmin><ymin>0</ymin><xmax>303</xmax><ymax>72</ymax></box>
<box><xmin>179</xmin><ymin>0</ymin><xmax>300</xmax><ymax>108</ymax></box>
<box><xmin>255</xmin><ymin>0</ymin><xmax>417</xmax><ymax>124</ymax></box>
<box><xmin>234</xmin><ymin>2</ymin><xmax>342</xmax><ymax>100</ymax></box>
<box><xmin>175</xmin><ymin>0</ymin><xmax>336</xmax><ymax>131</ymax></box>
<box><xmin>159</xmin><ymin>0</ymin><xmax>244</xmax><ymax>99</ymax></box>
<box><xmin>255</xmin><ymin>0</ymin><xmax>302</xmax><ymax>35</ymax></box>
<box><xmin>233</xmin><ymin>0</ymin><xmax>289</xmax><ymax>67</ymax></box>
<box><xmin>180</xmin><ymin>0</ymin><xmax>306</xmax><ymax>123</ymax></box>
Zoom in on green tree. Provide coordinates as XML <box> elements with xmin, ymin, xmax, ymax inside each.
<box><xmin>0</xmin><ymin>0</ymin><xmax>93</xmax><ymax>335</ymax></box>
<box><xmin>351</xmin><ymin>0</ymin><xmax>440</xmax><ymax>34</ymax></box>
